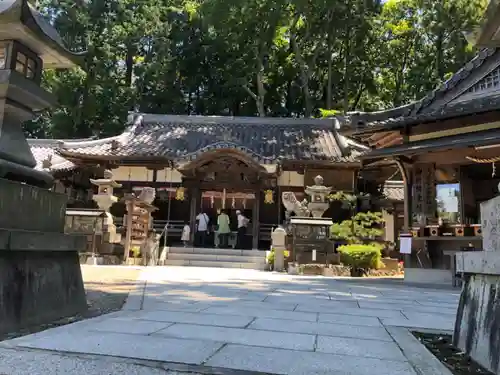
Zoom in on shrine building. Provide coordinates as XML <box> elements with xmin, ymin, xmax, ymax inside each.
<box><xmin>340</xmin><ymin>47</ymin><xmax>500</xmax><ymax>285</ymax></box>
<box><xmin>32</xmin><ymin>114</ymin><xmax>402</xmax><ymax>249</ymax></box>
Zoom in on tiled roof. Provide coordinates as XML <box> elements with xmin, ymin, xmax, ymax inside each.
<box><xmin>60</xmin><ymin>114</ymin><xmax>368</xmax><ymax>164</ymax></box>
<box><xmin>28</xmin><ymin>139</ymin><xmax>76</xmax><ymax>172</ymax></box>
<box><xmin>382</xmin><ymin>181</ymin><xmax>404</xmax><ymax>201</ymax></box>
<box><xmin>342</xmin><ymin>48</ymin><xmax>499</xmax><ymax>133</ymax></box>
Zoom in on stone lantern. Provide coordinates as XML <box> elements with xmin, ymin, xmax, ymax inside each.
<box><xmin>0</xmin><ymin>0</ymin><xmax>84</xmax><ymax>187</ymax></box>
<box><xmin>305</xmin><ymin>175</ymin><xmax>332</xmax><ymax>218</ymax></box>
<box><xmin>0</xmin><ymin>1</ymin><xmax>87</xmax><ymax>335</ymax></box>
<box><xmin>90</xmin><ymin>170</ymin><xmax>122</xmax><ymax>252</ymax></box>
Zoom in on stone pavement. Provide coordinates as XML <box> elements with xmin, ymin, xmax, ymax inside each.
<box><xmin>0</xmin><ymin>267</ymin><xmax>459</xmax><ymax>375</ymax></box>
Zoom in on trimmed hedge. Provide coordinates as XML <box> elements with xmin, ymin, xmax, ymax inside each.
<box><xmin>337</xmin><ymin>244</ymin><xmax>382</xmax><ymax>270</ymax></box>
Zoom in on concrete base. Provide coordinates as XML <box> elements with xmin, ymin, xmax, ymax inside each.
<box><xmin>404</xmin><ymin>268</ymin><xmax>452</xmax><ymax>286</ymax></box>
<box><xmin>0</xmin><ymin>249</ymin><xmax>87</xmax><ymax>335</ymax></box>
<box><xmin>0</xmin><ymin>178</ymin><xmax>87</xmax><ymax>335</ymax></box>
<box><xmin>454</xmin><ymin>273</ymin><xmax>500</xmax><ymax>375</ymax></box>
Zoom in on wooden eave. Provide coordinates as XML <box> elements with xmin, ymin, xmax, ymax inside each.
<box><xmin>280</xmin><ymin>159</ymin><xmax>361</xmax><ymax>170</ymax></box>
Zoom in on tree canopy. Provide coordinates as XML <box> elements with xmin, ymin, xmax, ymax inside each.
<box><xmin>25</xmin><ymin>0</ymin><xmax>487</xmax><ymax>139</ymax></box>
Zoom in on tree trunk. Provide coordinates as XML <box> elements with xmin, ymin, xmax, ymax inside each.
<box><xmin>326</xmin><ymin>35</ymin><xmax>333</xmax><ymax>109</ymax></box>
<box><xmin>125</xmin><ymin>44</ymin><xmax>134</xmax><ymax>88</ymax></box>
<box><xmin>291</xmin><ymin>33</ymin><xmax>313</xmax><ymax>117</ymax></box>
<box><xmin>342</xmin><ymin>23</ymin><xmax>351</xmax><ymax>114</ymax></box>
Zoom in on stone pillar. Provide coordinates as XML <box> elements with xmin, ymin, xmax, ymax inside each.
<box><xmin>91</xmin><ymin>170</ymin><xmax>122</xmax><ymax>254</ymax></box>
<box><xmin>271</xmin><ymin>226</ymin><xmax>287</xmax><ymax>272</ymax></box>
<box><xmin>454</xmin><ymin>190</ymin><xmax>500</xmax><ymax>375</ymax></box>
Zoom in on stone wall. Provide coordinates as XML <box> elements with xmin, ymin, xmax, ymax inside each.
<box><xmin>454</xmin><ymin>193</ymin><xmax>500</xmax><ymax>375</ymax></box>
<box><xmin>0</xmin><ymin>250</ymin><xmax>87</xmax><ymax>334</ymax></box>
<box><xmin>454</xmin><ymin>274</ymin><xmax>500</xmax><ymax>374</ymax></box>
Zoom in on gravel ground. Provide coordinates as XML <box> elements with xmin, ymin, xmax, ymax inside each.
<box><xmin>81</xmin><ymin>265</ymin><xmax>143</xmax><ymax>317</ymax></box>
<box><xmin>0</xmin><ymin>265</ymin><xmax>143</xmax><ymax>342</ymax></box>
<box><xmin>413</xmin><ymin>332</ymin><xmax>494</xmax><ymax>375</ymax></box>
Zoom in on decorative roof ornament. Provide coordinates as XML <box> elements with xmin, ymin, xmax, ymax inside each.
<box><xmin>41</xmin><ymin>155</ymin><xmax>52</xmax><ymax>170</ymax></box>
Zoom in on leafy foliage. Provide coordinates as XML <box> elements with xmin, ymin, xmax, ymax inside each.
<box><xmin>330</xmin><ymin>211</ymin><xmax>384</xmax><ymax>244</ymax></box>
<box><xmin>24</xmin><ymin>0</ymin><xmax>487</xmax><ymax>138</ymax></box>
<box><xmin>337</xmin><ymin>244</ymin><xmax>382</xmax><ymax>270</ymax></box>
<box><xmin>267</xmin><ymin>248</ymin><xmax>290</xmax><ymax>264</ymax></box>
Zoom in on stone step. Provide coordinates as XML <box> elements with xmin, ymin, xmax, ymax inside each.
<box><xmin>168</xmin><ymin>247</ymin><xmax>263</xmax><ymax>257</ymax></box>
<box><xmin>164</xmin><ymin>259</ymin><xmax>267</xmax><ymax>270</ymax></box>
<box><xmin>167</xmin><ymin>253</ymin><xmax>265</xmax><ymax>263</ymax></box>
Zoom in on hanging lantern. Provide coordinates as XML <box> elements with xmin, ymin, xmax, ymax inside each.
<box><xmin>175</xmin><ymin>187</ymin><xmax>185</xmax><ymax>201</ymax></box>
<box><xmin>264</xmin><ymin>189</ymin><xmax>274</xmax><ymax>204</ymax></box>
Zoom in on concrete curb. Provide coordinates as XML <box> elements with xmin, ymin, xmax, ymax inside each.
<box><xmin>121</xmin><ymin>269</ymin><xmax>148</xmax><ymax>311</ymax></box>
<box><xmin>386</xmin><ymin>326</ymin><xmax>453</xmax><ymax>375</ymax></box>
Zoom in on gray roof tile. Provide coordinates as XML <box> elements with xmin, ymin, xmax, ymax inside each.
<box><xmin>61</xmin><ymin>114</ymin><xmax>367</xmax><ymax>164</ymax></box>
<box><xmin>342</xmin><ymin>48</ymin><xmax>499</xmax><ymax>132</ymax></box>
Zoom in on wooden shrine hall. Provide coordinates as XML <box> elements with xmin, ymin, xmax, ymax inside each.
<box><xmin>44</xmin><ymin>114</ymin><xmax>396</xmax><ymax>250</ymax></box>
<box><xmin>340</xmin><ymin>47</ymin><xmax>500</xmax><ymax>285</ymax></box>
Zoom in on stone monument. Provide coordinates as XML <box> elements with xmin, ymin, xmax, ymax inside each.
<box><xmin>90</xmin><ymin>170</ymin><xmax>122</xmax><ymax>254</ymax></box>
<box><xmin>282</xmin><ymin>175</ymin><xmax>334</xmax><ymax>265</ymax></box>
<box><xmin>0</xmin><ymin>1</ymin><xmax>87</xmax><ymax>335</ymax></box>
<box><xmin>454</xmin><ymin>186</ymin><xmax>500</xmax><ymax>375</ymax></box>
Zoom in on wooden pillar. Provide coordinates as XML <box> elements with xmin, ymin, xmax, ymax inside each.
<box><xmin>252</xmin><ymin>190</ymin><xmax>261</xmax><ymax>250</ymax></box>
<box><xmin>123</xmin><ymin>200</ymin><xmax>134</xmax><ymax>262</ymax></box>
<box><xmin>189</xmin><ymin>186</ymin><xmax>199</xmax><ymax>243</ymax></box>
<box><xmin>395</xmin><ymin>158</ymin><xmax>412</xmax><ymax>266</ymax></box>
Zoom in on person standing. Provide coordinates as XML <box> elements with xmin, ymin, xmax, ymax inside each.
<box><xmin>235</xmin><ymin>210</ymin><xmax>249</xmax><ymax>249</ymax></box>
<box><xmin>217</xmin><ymin>209</ymin><xmax>231</xmax><ymax>248</ymax></box>
<box><xmin>196</xmin><ymin>210</ymin><xmax>209</xmax><ymax>247</ymax></box>
<box><xmin>181</xmin><ymin>222</ymin><xmax>190</xmax><ymax>247</ymax></box>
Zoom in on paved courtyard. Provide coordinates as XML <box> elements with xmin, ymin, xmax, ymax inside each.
<box><xmin>0</xmin><ymin>267</ymin><xmax>459</xmax><ymax>375</ymax></box>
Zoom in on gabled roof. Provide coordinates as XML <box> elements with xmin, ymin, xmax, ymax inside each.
<box><xmin>341</xmin><ymin>48</ymin><xmax>500</xmax><ymax>134</ymax></box>
<box><xmin>59</xmin><ymin>114</ymin><xmax>368</xmax><ymax>165</ymax></box>
<box><xmin>28</xmin><ymin>138</ymin><xmax>94</xmax><ymax>172</ymax></box>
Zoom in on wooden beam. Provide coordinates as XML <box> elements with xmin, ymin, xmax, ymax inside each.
<box><xmin>414</xmin><ymin>147</ymin><xmax>500</xmax><ymax>165</ymax></box>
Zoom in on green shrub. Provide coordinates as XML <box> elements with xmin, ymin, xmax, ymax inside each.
<box><xmin>337</xmin><ymin>244</ymin><xmax>382</xmax><ymax>270</ymax></box>
<box><xmin>267</xmin><ymin>249</ymin><xmax>290</xmax><ymax>264</ymax></box>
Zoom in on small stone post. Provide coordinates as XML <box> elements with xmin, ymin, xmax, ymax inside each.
<box><xmin>271</xmin><ymin>226</ymin><xmax>287</xmax><ymax>272</ymax></box>
<box><xmin>90</xmin><ymin>170</ymin><xmax>122</xmax><ymax>254</ymax></box>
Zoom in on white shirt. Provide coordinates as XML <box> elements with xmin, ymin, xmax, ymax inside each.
<box><xmin>196</xmin><ymin>213</ymin><xmax>209</xmax><ymax>231</ymax></box>
<box><xmin>237</xmin><ymin>214</ymin><xmax>248</xmax><ymax>228</ymax></box>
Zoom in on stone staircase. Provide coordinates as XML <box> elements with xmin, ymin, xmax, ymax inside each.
<box><xmin>162</xmin><ymin>247</ymin><xmax>267</xmax><ymax>270</ymax></box>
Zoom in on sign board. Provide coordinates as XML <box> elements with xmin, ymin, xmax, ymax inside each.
<box><xmin>399</xmin><ymin>234</ymin><xmax>412</xmax><ymax>254</ymax></box>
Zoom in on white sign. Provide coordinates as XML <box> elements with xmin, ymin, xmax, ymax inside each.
<box><xmin>400</xmin><ymin>236</ymin><xmax>412</xmax><ymax>254</ymax></box>
<box><xmin>312</xmin><ymin>249</ymin><xmax>317</xmax><ymax>261</ymax></box>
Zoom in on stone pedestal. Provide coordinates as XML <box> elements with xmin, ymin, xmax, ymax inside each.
<box><xmin>0</xmin><ymin>178</ymin><xmax>87</xmax><ymax>335</ymax></box>
<box><xmin>454</xmin><ymin>194</ymin><xmax>500</xmax><ymax>375</ymax></box>
<box><xmin>272</xmin><ymin>227</ymin><xmax>287</xmax><ymax>272</ymax></box>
